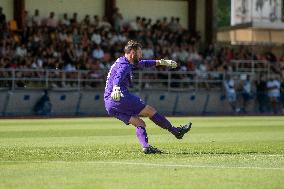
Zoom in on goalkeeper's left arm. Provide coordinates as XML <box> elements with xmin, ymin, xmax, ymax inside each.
<box><xmin>138</xmin><ymin>59</ymin><xmax>177</xmax><ymax>68</ymax></box>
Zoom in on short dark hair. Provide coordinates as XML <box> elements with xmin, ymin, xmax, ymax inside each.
<box><xmin>124</xmin><ymin>40</ymin><xmax>142</xmax><ymax>54</ymax></box>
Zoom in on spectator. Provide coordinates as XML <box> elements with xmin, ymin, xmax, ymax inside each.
<box><xmin>92</xmin><ymin>44</ymin><xmax>104</xmax><ymax>60</ymax></box>
<box><xmin>142</xmin><ymin>43</ymin><xmax>154</xmax><ymax>59</ymax></box>
<box><xmin>60</xmin><ymin>13</ymin><xmax>70</xmax><ymax>26</ymax></box>
<box><xmin>161</xmin><ymin>17</ymin><xmax>168</xmax><ymax>30</ymax></box>
<box><xmin>255</xmin><ymin>75</ymin><xmax>268</xmax><ymax>113</ymax></box>
<box><xmin>99</xmin><ymin>16</ymin><xmax>112</xmax><ymax>30</ymax></box>
<box><xmin>91</xmin><ymin>29</ymin><xmax>102</xmax><ymax>45</ymax></box>
<box><xmin>241</xmin><ymin>74</ymin><xmax>253</xmax><ymax>113</ymax></box>
<box><xmin>70</xmin><ymin>12</ymin><xmax>78</xmax><ymax>26</ymax></box>
<box><xmin>15</xmin><ymin>44</ymin><xmax>27</xmax><ymax>58</ymax></box>
<box><xmin>175</xmin><ymin>17</ymin><xmax>183</xmax><ymax>31</ymax></box>
<box><xmin>93</xmin><ymin>15</ymin><xmax>100</xmax><ymax>27</ymax></box>
<box><xmin>63</xmin><ymin>44</ymin><xmax>76</xmax><ymax>68</ymax></box>
<box><xmin>32</xmin><ymin>9</ymin><xmax>41</xmax><ymax>26</ymax></box>
<box><xmin>224</xmin><ymin>75</ymin><xmax>238</xmax><ymax>112</ymax></box>
<box><xmin>46</xmin><ymin>12</ymin><xmax>57</xmax><ymax>28</ymax></box>
<box><xmin>34</xmin><ymin>90</ymin><xmax>52</xmax><ymax>115</ymax></box>
<box><xmin>23</xmin><ymin>10</ymin><xmax>32</xmax><ymax>28</ymax></box>
<box><xmin>83</xmin><ymin>14</ymin><xmax>91</xmax><ymax>26</ymax></box>
<box><xmin>0</xmin><ymin>7</ymin><xmax>6</xmax><ymax>29</ymax></box>
<box><xmin>167</xmin><ymin>17</ymin><xmax>176</xmax><ymax>32</ymax></box>
<box><xmin>129</xmin><ymin>16</ymin><xmax>141</xmax><ymax>31</ymax></box>
<box><xmin>72</xmin><ymin>28</ymin><xmax>81</xmax><ymax>45</ymax></box>
<box><xmin>113</xmin><ymin>8</ymin><xmax>123</xmax><ymax>32</ymax></box>
<box><xmin>267</xmin><ymin>76</ymin><xmax>281</xmax><ymax>114</ymax></box>
<box><xmin>178</xmin><ymin>45</ymin><xmax>189</xmax><ymax>64</ymax></box>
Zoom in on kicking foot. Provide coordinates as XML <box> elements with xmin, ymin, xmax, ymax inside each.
<box><xmin>175</xmin><ymin>122</ymin><xmax>192</xmax><ymax>139</ymax></box>
<box><xmin>143</xmin><ymin>145</ymin><xmax>162</xmax><ymax>154</ymax></box>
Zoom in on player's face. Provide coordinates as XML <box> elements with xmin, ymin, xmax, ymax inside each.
<box><xmin>131</xmin><ymin>48</ymin><xmax>142</xmax><ymax>64</ymax></box>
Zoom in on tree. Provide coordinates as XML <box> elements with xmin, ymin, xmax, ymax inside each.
<box><xmin>217</xmin><ymin>0</ymin><xmax>231</xmax><ymax>27</ymax></box>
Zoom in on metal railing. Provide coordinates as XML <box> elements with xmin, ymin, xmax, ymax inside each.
<box><xmin>0</xmin><ymin>68</ymin><xmax>264</xmax><ymax>92</ymax></box>
<box><xmin>230</xmin><ymin>59</ymin><xmax>281</xmax><ymax>75</ymax></box>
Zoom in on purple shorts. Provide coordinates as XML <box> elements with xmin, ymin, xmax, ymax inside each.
<box><xmin>104</xmin><ymin>93</ymin><xmax>146</xmax><ymax>125</ymax></box>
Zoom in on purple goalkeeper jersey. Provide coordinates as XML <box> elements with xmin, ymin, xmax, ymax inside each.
<box><xmin>104</xmin><ymin>56</ymin><xmax>156</xmax><ymax>99</ymax></box>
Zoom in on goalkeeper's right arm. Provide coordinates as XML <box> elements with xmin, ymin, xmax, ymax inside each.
<box><xmin>111</xmin><ymin>85</ymin><xmax>124</xmax><ymax>101</ymax></box>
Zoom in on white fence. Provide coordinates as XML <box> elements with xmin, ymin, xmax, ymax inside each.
<box><xmin>0</xmin><ymin>68</ymin><xmax>261</xmax><ymax>91</ymax></box>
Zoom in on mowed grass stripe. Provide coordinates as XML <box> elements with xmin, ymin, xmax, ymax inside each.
<box><xmin>0</xmin><ymin>124</ymin><xmax>283</xmax><ymax>132</ymax></box>
<box><xmin>0</xmin><ymin>116</ymin><xmax>283</xmax><ymax>127</ymax></box>
<box><xmin>1</xmin><ymin>141</ymin><xmax>283</xmax><ymax>162</ymax></box>
<box><xmin>0</xmin><ymin>160</ymin><xmax>283</xmax><ymax>171</ymax></box>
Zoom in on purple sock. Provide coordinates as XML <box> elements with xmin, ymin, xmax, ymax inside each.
<box><xmin>150</xmin><ymin>112</ymin><xmax>179</xmax><ymax>136</ymax></box>
<box><xmin>136</xmin><ymin>127</ymin><xmax>150</xmax><ymax>148</ymax></box>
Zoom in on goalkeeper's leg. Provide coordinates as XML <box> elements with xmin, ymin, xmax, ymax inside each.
<box><xmin>139</xmin><ymin>105</ymin><xmax>191</xmax><ymax>138</ymax></box>
<box><xmin>129</xmin><ymin>116</ymin><xmax>162</xmax><ymax>154</ymax></box>
<box><xmin>129</xmin><ymin>116</ymin><xmax>149</xmax><ymax>148</ymax></box>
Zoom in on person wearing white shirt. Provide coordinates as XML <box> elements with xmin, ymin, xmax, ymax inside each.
<box><xmin>91</xmin><ymin>31</ymin><xmax>102</xmax><ymax>45</ymax></box>
<box><xmin>267</xmin><ymin>77</ymin><xmax>281</xmax><ymax>114</ymax></box>
<box><xmin>142</xmin><ymin>44</ymin><xmax>154</xmax><ymax>59</ymax></box>
<box><xmin>46</xmin><ymin>12</ymin><xmax>57</xmax><ymax>28</ymax></box>
<box><xmin>241</xmin><ymin>75</ymin><xmax>252</xmax><ymax>113</ymax></box>
<box><xmin>224</xmin><ymin>75</ymin><xmax>238</xmax><ymax>112</ymax></box>
<box><xmin>15</xmin><ymin>44</ymin><xmax>27</xmax><ymax>58</ymax></box>
<box><xmin>61</xmin><ymin>13</ymin><xmax>70</xmax><ymax>26</ymax></box>
<box><xmin>178</xmin><ymin>48</ymin><xmax>189</xmax><ymax>63</ymax></box>
<box><xmin>98</xmin><ymin>16</ymin><xmax>112</xmax><ymax>30</ymax></box>
<box><xmin>92</xmin><ymin>45</ymin><xmax>104</xmax><ymax>60</ymax></box>
<box><xmin>32</xmin><ymin>9</ymin><xmax>41</xmax><ymax>26</ymax></box>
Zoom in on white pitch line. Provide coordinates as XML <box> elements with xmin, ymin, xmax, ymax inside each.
<box><xmin>0</xmin><ymin>160</ymin><xmax>283</xmax><ymax>171</ymax></box>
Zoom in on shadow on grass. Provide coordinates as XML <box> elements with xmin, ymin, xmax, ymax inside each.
<box><xmin>156</xmin><ymin>151</ymin><xmax>271</xmax><ymax>156</ymax></box>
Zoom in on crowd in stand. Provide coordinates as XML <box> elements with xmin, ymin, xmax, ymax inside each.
<box><xmin>0</xmin><ymin>7</ymin><xmax>284</xmax><ymax>114</ymax></box>
<box><xmin>1</xmin><ymin>8</ymin><xmax>283</xmax><ymax>74</ymax></box>
<box><xmin>0</xmin><ymin>8</ymin><xmax>200</xmax><ymax>73</ymax></box>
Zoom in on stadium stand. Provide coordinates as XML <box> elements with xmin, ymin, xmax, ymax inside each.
<box><xmin>0</xmin><ymin>4</ymin><xmax>284</xmax><ymax>116</ymax></box>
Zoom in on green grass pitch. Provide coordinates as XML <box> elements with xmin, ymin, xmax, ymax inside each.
<box><xmin>0</xmin><ymin>117</ymin><xmax>283</xmax><ymax>189</ymax></box>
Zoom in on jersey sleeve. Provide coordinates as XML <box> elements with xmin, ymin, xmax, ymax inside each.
<box><xmin>112</xmin><ymin>64</ymin><xmax>130</xmax><ymax>86</ymax></box>
<box><xmin>137</xmin><ymin>60</ymin><xmax>157</xmax><ymax>68</ymax></box>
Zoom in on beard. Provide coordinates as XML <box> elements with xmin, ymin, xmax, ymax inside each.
<box><xmin>133</xmin><ymin>54</ymin><xmax>140</xmax><ymax>65</ymax></box>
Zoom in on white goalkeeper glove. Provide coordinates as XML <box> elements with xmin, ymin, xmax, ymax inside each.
<box><xmin>158</xmin><ymin>59</ymin><xmax>177</xmax><ymax>68</ymax></box>
<box><xmin>111</xmin><ymin>85</ymin><xmax>124</xmax><ymax>101</ymax></box>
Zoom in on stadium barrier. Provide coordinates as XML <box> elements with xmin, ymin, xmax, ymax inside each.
<box><xmin>0</xmin><ymin>89</ymin><xmax>8</xmax><ymax>116</ymax></box>
<box><xmin>4</xmin><ymin>90</ymin><xmax>44</xmax><ymax>116</ymax></box>
<box><xmin>0</xmin><ymin>67</ymin><xmax>279</xmax><ymax>116</ymax></box>
<box><xmin>48</xmin><ymin>90</ymin><xmax>81</xmax><ymax>116</ymax></box>
<box><xmin>173</xmin><ymin>92</ymin><xmax>209</xmax><ymax>115</ymax></box>
<box><xmin>0</xmin><ymin>89</ymin><xmax>241</xmax><ymax>116</ymax></box>
<box><xmin>77</xmin><ymin>91</ymin><xmax>106</xmax><ymax>116</ymax></box>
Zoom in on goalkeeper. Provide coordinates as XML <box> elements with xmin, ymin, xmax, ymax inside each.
<box><xmin>104</xmin><ymin>40</ymin><xmax>192</xmax><ymax>154</ymax></box>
